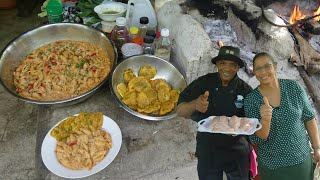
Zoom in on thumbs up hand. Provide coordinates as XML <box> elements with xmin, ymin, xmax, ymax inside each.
<box><xmin>195</xmin><ymin>91</ymin><xmax>209</xmax><ymax>113</ymax></box>
<box><xmin>260</xmin><ymin>97</ymin><xmax>273</xmax><ymax>122</ymax></box>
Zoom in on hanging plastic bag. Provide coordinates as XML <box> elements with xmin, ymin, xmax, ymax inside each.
<box><xmin>314</xmin><ymin>163</ymin><xmax>320</xmax><ymax>180</ymax></box>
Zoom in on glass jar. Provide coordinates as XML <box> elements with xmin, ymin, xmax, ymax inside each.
<box><xmin>110</xmin><ymin>17</ymin><xmax>130</xmax><ymax>52</ymax></box>
<box><xmin>154</xmin><ymin>28</ymin><xmax>171</xmax><ymax>61</ymax></box>
<box><xmin>142</xmin><ymin>35</ymin><xmax>155</xmax><ymax>55</ymax></box>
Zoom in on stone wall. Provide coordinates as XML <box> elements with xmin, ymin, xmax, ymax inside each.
<box><xmin>157</xmin><ymin>0</ymin><xmax>301</xmax><ymax>86</ymax></box>
<box><xmin>157</xmin><ymin>1</ymin><xmax>217</xmax><ymax>83</ymax></box>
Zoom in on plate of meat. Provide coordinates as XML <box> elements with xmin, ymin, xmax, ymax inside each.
<box><xmin>197</xmin><ymin>116</ymin><xmax>262</xmax><ymax>135</ymax></box>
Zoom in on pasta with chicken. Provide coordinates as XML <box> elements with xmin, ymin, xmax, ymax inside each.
<box><xmin>56</xmin><ymin>128</ymin><xmax>112</xmax><ymax>170</ymax></box>
<box><xmin>13</xmin><ymin>40</ymin><xmax>111</xmax><ymax>101</ymax></box>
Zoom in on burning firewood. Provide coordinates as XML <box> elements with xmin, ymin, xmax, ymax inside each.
<box><xmin>290</xmin><ymin>30</ymin><xmax>320</xmax><ymax>74</ymax></box>
<box><xmin>304</xmin><ymin>20</ymin><xmax>320</xmax><ymax>35</ymax></box>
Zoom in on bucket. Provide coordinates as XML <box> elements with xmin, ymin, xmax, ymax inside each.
<box><xmin>125</xmin><ymin>0</ymin><xmax>157</xmax><ymax>30</ymax></box>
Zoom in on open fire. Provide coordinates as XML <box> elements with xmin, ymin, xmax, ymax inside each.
<box><xmin>289</xmin><ymin>4</ymin><xmax>320</xmax><ymax>24</ymax></box>
<box><xmin>314</xmin><ymin>6</ymin><xmax>320</xmax><ymax>21</ymax></box>
<box><xmin>289</xmin><ymin>5</ymin><xmax>306</xmax><ymax>24</ymax></box>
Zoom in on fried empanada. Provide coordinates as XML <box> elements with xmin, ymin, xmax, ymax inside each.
<box><xmin>150</xmin><ymin>79</ymin><xmax>171</xmax><ymax>92</ymax></box>
<box><xmin>123</xmin><ymin>69</ymin><xmax>136</xmax><ymax>83</ymax></box>
<box><xmin>159</xmin><ymin>100</ymin><xmax>175</xmax><ymax>115</ymax></box>
<box><xmin>122</xmin><ymin>91</ymin><xmax>137</xmax><ymax>108</ymax></box>
<box><xmin>138</xmin><ymin>64</ymin><xmax>157</xmax><ymax>80</ymax></box>
<box><xmin>137</xmin><ymin>92</ymin><xmax>150</xmax><ymax>108</ymax></box>
<box><xmin>143</xmin><ymin>88</ymin><xmax>158</xmax><ymax>102</ymax></box>
<box><xmin>116</xmin><ymin>82</ymin><xmax>127</xmax><ymax>98</ymax></box>
<box><xmin>137</xmin><ymin>100</ymin><xmax>161</xmax><ymax>114</ymax></box>
<box><xmin>128</xmin><ymin>77</ymin><xmax>152</xmax><ymax>92</ymax></box>
<box><xmin>169</xmin><ymin>89</ymin><xmax>179</xmax><ymax>103</ymax></box>
<box><xmin>158</xmin><ymin>89</ymin><xmax>171</xmax><ymax>103</ymax></box>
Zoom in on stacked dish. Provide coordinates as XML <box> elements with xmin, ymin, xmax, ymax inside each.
<box><xmin>94</xmin><ymin>2</ymin><xmax>127</xmax><ymax>33</ymax></box>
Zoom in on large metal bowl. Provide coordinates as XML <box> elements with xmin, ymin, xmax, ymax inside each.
<box><xmin>110</xmin><ymin>55</ymin><xmax>187</xmax><ymax>121</ymax></box>
<box><xmin>0</xmin><ymin>23</ymin><xmax>117</xmax><ymax>106</ymax></box>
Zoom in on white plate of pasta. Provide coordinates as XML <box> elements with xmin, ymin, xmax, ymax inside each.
<box><xmin>41</xmin><ymin>113</ymin><xmax>122</xmax><ymax>179</ymax></box>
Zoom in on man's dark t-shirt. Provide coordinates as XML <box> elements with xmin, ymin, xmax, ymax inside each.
<box><xmin>178</xmin><ymin>73</ymin><xmax>253</xmax><ymax>166</ymax></box>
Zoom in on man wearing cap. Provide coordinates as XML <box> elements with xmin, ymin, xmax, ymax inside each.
<box><xmin>177</xmin><ymin>46</ymin><xmax>253</xmax><ymax>180</ymax></box>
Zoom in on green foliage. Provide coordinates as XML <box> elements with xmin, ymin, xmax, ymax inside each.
<box><xmin>76</xmin><ymin>0</ymin><xmax>104</xmax><ymax>23</ymax></box>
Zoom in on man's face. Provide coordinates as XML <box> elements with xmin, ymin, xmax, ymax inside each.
<box><xmin>216</xmin><ymin>60</ymin><xmax>240</xmax><ymax>84</ymax></box>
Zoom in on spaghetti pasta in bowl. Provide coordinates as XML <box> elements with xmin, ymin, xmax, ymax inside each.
<box><xmin>41</xmin><ymin>112</ymin><xmax>122</xmax><ymax>178</ymax></box>
<box><xmin>0</xmin><ymin>23</ymin><xmax>117</xmax><ymax>106</ymax></box>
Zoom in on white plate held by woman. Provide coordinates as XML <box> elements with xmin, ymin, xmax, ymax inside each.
<box><xmin>41</xmin><ymin>114</ymin><xmax>122</xmax><ymax>179</ymax></box>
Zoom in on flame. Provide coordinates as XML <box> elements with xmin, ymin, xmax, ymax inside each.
<box><xmin>218</xmin><ymin>40</ymin><xmax>223</xmax><ymax>47</ymax></box>
<box><xmin>314</xmin><ymin>6</ymin><xmax>320</xmax><ymax>21</ymax></box>
<box><xmin>289</xmin><ymin>5</ymin><xmax>306</xmax><ymax>24</ymax></box>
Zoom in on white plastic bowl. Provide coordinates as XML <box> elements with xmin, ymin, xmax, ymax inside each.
<box><xmin>94</xmin><ymin>3</ymin><xmax>127</xmax><ymax>22</ymax></box>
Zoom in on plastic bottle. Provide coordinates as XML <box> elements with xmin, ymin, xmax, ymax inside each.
<box><xmin>139</xmin><ymin>17</ymin><xmax>149</xmax><ymax>37</ymax></box>
<box><xmin>46</xmin><ymin>0</ymin><xmax>64</xmax><ymax>23</ymax></box>
<box><xmin>125</xmin><ymin>0</ymin><xmax>157</xmax><ymax>30</ymax></box>
<box><xmin>129</xmin><ymin>27</ymin><xmax>143</xmax><ymax>45</ymax></box>
<box><xmin>110</xmin><ymin>17</ymin><xmax>130</xmax><ymax>52</ymax></box>
<box><xmin>129</xmin><ymin>27</ymin><xmax>139</xmax><ymax>40</ymax></box>
<box><xmin>154</xmin><ymin>28</ymin><xmax>171</xmax><ymax>61</ymax></box>
<box><xmin>146</xmin><ymin>30</ymin><xmax>156</xmax><ymax>39</ymax></box>
<box><xmin>142</xmin><ymin>36</ymin><xmax>155</xmax><ymax>55</ymax></box>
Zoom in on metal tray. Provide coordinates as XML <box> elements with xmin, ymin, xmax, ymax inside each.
<box><xmin>197</xmin><ymin>116</ymin><xmax>262</xmax><ymax>135</ymax></box>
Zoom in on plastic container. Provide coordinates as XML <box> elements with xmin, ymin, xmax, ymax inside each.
<box><xmin>110</xmin><ymin>17</ymin><xmax>130</xmax><ymax>52</ymax></box>
<box><xmin>121</xmin><ymin>43</ymin><xmax>143</xmax><ymax>58</ymax></box>
<box><xmin>125</xmin><ymin>0</ymin><xmax>157</xmax><ymax>30</ymax></box>
<box><xmin>139</xmin><ymin>17</ymin><xmax>149</xmax><ymax>37</ymax></box>
<box><xmin>46</xmin><ymin>0</ymin><xmax>64</xmax><ymax>23</ymax></box>
<box><xmin>142</xmin><ymin>36</ymin><xmax>155</xmax><ymax>55</ymax></box>
<box><xmin>154</xmin><ymin>28</ymin><xmax>171</xmax><ymax>61</ymax></box>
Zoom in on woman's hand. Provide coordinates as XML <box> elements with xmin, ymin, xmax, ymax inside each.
<box><xmin>260</xmin><ymin>97</ymin><xmax>273</xmax><ymax>122</ymax></box>
<box><xmin>195</xmin><ymin>91</ymin><xmax>209</xmax><ymax>113</ymax></box>
<box><xmin>314</xmin><ymin>149</ymin><xmax>320</xmax><ymax>163</ymax></box>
